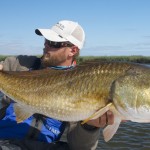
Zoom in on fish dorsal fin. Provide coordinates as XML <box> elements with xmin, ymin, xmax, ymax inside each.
<box><xmin>77</xmin><ymin>60</ymin><xmax>115</xmax><ymax>66</ymax></box>
<box><xmin>1</xmin><ymin>68</ymin><xmax>63</xmax><ymax>78</ymax></box>
<box><xmin>13</xmin><ymin>103</ymin><xmax>34</xmax><ymax>123</ymax></box>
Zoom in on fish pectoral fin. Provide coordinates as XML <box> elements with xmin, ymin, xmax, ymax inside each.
<box><xmin>13</xmin><ymin>103</ymin><xmax>33</xmax><ymax>123</ymax></box>
<box><xmin>103</xmin><ymin>115</ymin><xmax>121</xmax><ymax>142</ymax></box>
<box><xmin>81</xmin><ymin>103</ymin><xmax>112</xmax><ymax>124</ymax></box>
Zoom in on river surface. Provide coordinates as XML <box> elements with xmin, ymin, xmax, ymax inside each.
<box><xmin>0</xmin><ymin>71</ymin><xmax>150</xmax><ymax>150</ymax></box>
<box><xmin>60</xmin><ymin>121</ymin><xmax>150</xmax><ymax>150</ymax></box>
<box><xmin>97</xmin><ymin>122</ymin><xmax>150</xmax><ymax>150</ymax></box>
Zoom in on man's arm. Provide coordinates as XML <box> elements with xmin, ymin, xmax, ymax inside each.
<box><xmin>67</xmin><ymin>111</ymin><xmax>114</xmax><ymax>150</ymax></box>
<box><xmin>0</xmin><ymin>55</ymin><xmax>40</xmax><ymax>71</ymax></box>
<box><xmin>0</xmin><ymin>56</ymin><xmax>32</xmax><ymax>108</ymax></box>
<box><xmin>0</xmin><ymin>56</ymin><xmax>29</xmax><ymax>71</ymax></box>
<box><xmin>67</xmin><ymin>122</ymin><xmax>99</xmax><ymax>150</ymax></box>
<box><xmin>0</xmin><ymin>64</ymin><xmax>3</xmax><ymax>70</ymax></box>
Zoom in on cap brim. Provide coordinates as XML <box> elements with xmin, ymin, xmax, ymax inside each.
<box><xmin>35</xmin><ymin>29</ymin><xmax>67</xmax><ymax>42</ymax></box>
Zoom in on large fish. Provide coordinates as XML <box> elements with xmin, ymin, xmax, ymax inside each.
<box><xmin>0</xmin><ymin>61</ymin><xmax>150</xmax><ymax>141</ymax></box>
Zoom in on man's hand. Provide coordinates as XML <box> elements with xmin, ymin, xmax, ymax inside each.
<box><xmin>0</xmin><ymin>64</ymin><xmax>3</xmax><ymax>70</ymax></box>
<box><xmin>86</xmin><ymin>111</ymin><xmax>114</xmax><ymax>128</ymax></box>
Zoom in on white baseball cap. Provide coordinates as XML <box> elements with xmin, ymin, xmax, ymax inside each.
<box><xmin>35</xmin><ymin>20</ymin><xmax>85</xmax><ymax>49</ymax></box>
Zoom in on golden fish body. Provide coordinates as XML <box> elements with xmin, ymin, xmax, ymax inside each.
<box><xmin>0</xmin><ymin>61</ymin><xmax>150</xmax><ymax>141</ymax></box>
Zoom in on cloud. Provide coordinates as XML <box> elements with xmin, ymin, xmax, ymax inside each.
<box><xmin>81</xmin><ymin>42</ymin><xmax>150</xmax><ymax>56</ymax></box>
<box><xmin>0</xmin><ymin>39</ymin><xmax>43</xmax><ymax>55</ymax></box>
<box><xmin>123</xmin><ymin>28</ymin><xmax>137</xmax><ymax>32</ymax></box>
<box><xmin>142</xmin><ymin>35</ymin><xmax>150</xmax><ymax>39</ymax></box>
<box><xmin>0</xmin><ymin>41</ymin><xmax>23</xmax><ymax>55</ymax></box>
<box><xmin>0</xmin><ymin>39</ymin><xmax>150</xmax><ymax>56</ymax></box>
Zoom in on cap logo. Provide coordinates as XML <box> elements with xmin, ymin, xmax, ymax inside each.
<box><xmin>55</xmin><ymin>22</ymin><xmax>65</xmax><ymax>30</ymax></box>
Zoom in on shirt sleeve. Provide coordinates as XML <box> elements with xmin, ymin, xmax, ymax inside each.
<box><xmin>1</xmin><ymin>55</ymin><xmax>40</xmax><ymax>71</ymax></box>
<box><xmin>67</xmin><ymin>122</ymin><xmax>100</xmax><ymax>150</ymax></box>
<box><xmin>0</xmin><ymin>61</ymin><xmax>4</xmax><ymax>64</ymax></box>
<box><xmin>1</xmin><ymin>56</ymin><xmax>29</xmax><ymax>71</ymax></box>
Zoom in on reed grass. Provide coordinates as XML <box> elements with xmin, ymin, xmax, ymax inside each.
<box><xmin>1</xmin><ymin>55</ymin><xmax>150</xmax><ymax>64</ymax></box>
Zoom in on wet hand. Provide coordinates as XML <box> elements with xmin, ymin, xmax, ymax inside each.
<box><xmin>86</xmin><ymin>110</ymin><xmax>114</xmax><ymax>128</ymax></box>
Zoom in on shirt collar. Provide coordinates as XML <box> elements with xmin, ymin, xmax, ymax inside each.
<box><xmin>48</xmin><ymin>61</ymin><xmax>76</xmax><ymax>70</ymax></box>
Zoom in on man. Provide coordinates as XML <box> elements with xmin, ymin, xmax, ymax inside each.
<box><xmin>0</xmin><ymin>20</ymin><xmax>114</xmax><ymax>150</ymax></box>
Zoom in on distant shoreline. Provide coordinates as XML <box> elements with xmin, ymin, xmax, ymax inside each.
<box><xmin>76</xmin><ymin>55</ymin><xmax>150</xmax><ymax>64</ymax></box>
<box><xmin>1</xmin><ymin>55</ymin><xmax>150</xmax><ymax>64</ymax></box>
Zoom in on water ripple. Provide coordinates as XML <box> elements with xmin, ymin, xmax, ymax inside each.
<box><xmin>98</xmin><ymin>122</ymin><xmax>150</xmax><ymax>149</ymax></box>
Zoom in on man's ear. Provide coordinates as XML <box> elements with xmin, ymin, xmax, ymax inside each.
<box><xmin>69</xmin><ymin>46</ymin><xmax>79</xmax><ymax>56</ymax></box>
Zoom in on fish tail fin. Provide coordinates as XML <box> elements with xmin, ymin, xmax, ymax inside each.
<box><xmin>13</xmin><ymin>103</ymin><xmax>33</xmax><ymax>123</ymax></box>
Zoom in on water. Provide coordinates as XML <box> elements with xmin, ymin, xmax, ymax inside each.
<box><xmin>97</xmin><ymin>122</ymin><xmax>150</xmax><ymax>150</ymax></box>
<box><xmin>60</xmin><ymin>121</ymin><xmax>150</xmax><ymax>150</ymax></box>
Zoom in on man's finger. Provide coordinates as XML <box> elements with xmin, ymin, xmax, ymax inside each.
<box><xmin>106</xmin><ymin>111</ymin><xmax>114</xmax><ymax>125</ymax></box>
<box><xmin>0</xmin><ymin>64</ymin><xmax>3</xmax><ymax>70</ymax></box>
<box><xmin>98</xmin><ymin>113</ymin><xmax>107</xmax><ymax>128</ymax></box>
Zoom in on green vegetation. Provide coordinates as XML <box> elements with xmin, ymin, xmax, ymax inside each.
<box><xmin>0</xmin><ymin>55</ymin><xmax>10</xmax><ymax>62</ymax></box>
<box><xmin>1</xmin><ymin>55</ymin><xmax>150</xmax><ymax>64</ymax></box>
<box><xmin>77</xmin><ymin>56</ymin><xmax>150</xmax><ymax>64</ymax></box>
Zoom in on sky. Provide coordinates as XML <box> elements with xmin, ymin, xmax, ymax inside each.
<box><xmin>0</xmin><ymin>0</ymin><xmax>150</xmax><ymax>56</ymax></box>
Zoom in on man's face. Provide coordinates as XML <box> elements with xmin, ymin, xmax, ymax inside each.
<box><xmin>41</xmin><ymin>39</ymin><xmax>73</xmax><ymax>67</ymax></box>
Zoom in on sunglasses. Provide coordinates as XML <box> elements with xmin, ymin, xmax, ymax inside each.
<box><xmin>45</xmin><ymin>39</ymin><xmax>74</xmax><ymax>48</ymax></box>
